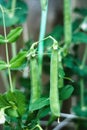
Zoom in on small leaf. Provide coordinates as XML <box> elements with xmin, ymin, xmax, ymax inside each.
<box><xmin>10</xmin><ymin>51</ymin><xmax>27</xmax><ymax>70</ymax></box>
<box><xmin>37</xmin><ymin>107</ymin><xmax>50</xmax><ymax>119</ymax></box>
<box><xmin>0</xmin><ymin>95</ymin><xmax>9</xmax><ymax>109</ymax></box>
<box><xmin>29</xmin><ymin>98</ymin><xmax>49</xmax><ymax>112</ymax></box>
<box><xmin>0</xmin><ymin>60</ymin><xmax>7</xmax><ymax>70</ymax></box>
<box><xmin>44</xmin><ymin>25</ymin><xmax>63</xmax><ymax>50</ymax></box>
<box><xmin>73</xmin><ymin>105</ymin><xmax>87</xmax><ymax>117</ymax></box>
<box><xmin>80</xmin><ymin>17</ymin><xmax>87</xmax><ymax>32</ymax></box>
<box><xmin>59</xmin><ymin>85</ymin><xmax>74</xmax><ymax>100</ymax></box>
<box><xmin>7</xmin><ymin>27</ymin><xmax>23</xmax><ymax>43</ymax></box>
<box><xmin>72</xmin><ymin>32</ymin><xmax>87</xmax><ymax>44</ymax></box>
<box><xmin>5</xmin><ymin>90</ymin><xmax>26</xmax><ymax>117</ymax></box>
<box><xmin>0</xmin><ymin>35</ymin><xmax>5</xmax><ymax>44</ymax></box>
<box><xmin>74</xmin><ymin>8</ymin><xmax>87</xmax><ymax>17</ymax></box>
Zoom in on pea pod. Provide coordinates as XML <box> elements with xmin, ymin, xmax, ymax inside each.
<box><xmin>30</xmin><ymin>53</ymin><xmax>40</xmax><ymax>103</ymax></box>
<box><xmin>50</xmin><ymin>43</ymin><xmax>60</xmax><ymax>117</ymax></box>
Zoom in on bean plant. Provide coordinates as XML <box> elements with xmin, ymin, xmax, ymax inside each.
<box><xmin>0</xmin><ymin>0</ymin><xmax>87</xmax><ymax>130</ymax></box>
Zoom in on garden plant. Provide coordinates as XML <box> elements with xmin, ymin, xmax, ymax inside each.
<box><xmin>0</xmin><ymin>0</ymin><xmax>87</xmax><ymax>130</ymax></box>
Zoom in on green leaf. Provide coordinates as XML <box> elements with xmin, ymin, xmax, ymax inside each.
<box><xmin>29</xmin><ymin>98</ymin><xmax>50</xmax><ymax>112</ymax></box>
<box><xmin>10</xmin><ymin>51</ymin><xmax>27</xmax><ymax>70</ymax></box>
<box><xmin>73</xmin><ymin>105</ymin><xmax>87</xmax><ymax>117</ymax></box>
<box><xmin>0</xmin><ymin>0</ymin><xmax>28</xmax><ymax>26</ymax></box>
<box><xmin>0</xmin><ymin>60</ymin><xmax>7</xmax><ymax>70</ymax></box>
<box><xmin>0</xmin><ymin>95</ymin><xmax>9</xmax><ymax>109</ymax></box>
<box><xmin>37</xmin><ymin>107</ymin><xmax>50</xmax><ymax>119</ymax></box>
<box><xmin>0</xmin><ymin>35</ymin><xmax>5</xmax><ymax>44</ymax></box>
<box><xmin>44</xmin><ymin>25</ymin><xmax>63</xmax><ymax>50</ymax></box>
<box><xmin>74</xmin><ymin>8</ymin><xmax>87</xmax><ymax>17</ymax></box>
<box><xmin>59</xmin><ymin>85</ymin><xmax>74</xmax><ymax>100</ymax></box>
<box><xmin>72</xmin><ymin>32</ymin><xmax>87</xmax><ymax>44</ymax></box>
<box><xmin>80</xmin><ymin>17</ymin><xmax>87</xmax><ymax>32</ymax></box>
<box><xmin>72</xmin><ymin>18</ymin><xmax>83</xmax><ymax>32</ymax></box>
<box><xmin>64</xmin><ymin>55</ymin><xmax>87</xmax><ymax>77</ymax></box>
<box><xmin>7</xmin><ymin>27</ymin><xmax>23</xmax><ymax>43</ymax></box>
<box><xmin>5</xmin><ymin>90</ymin><xmax>26</xmax><ymax>117</ymax></box>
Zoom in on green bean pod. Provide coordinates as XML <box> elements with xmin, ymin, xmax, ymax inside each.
<box><xmin>30</xmin><ymin>54</ymin><xmax>40</xmax><ymax>103</ymax></box>
<box><xmin>50</xmin><ymin>44</ymin><xmax>60</xmax><ymax>117</ymax></box>
<box><xmin>64</xmin><ymin>0</ymin><xmax>72</xmax><ymax>45</ymax></box>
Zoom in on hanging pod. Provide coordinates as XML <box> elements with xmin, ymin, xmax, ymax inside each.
<box><xmin>50</xmin><ymin>41</ymin><xmax>60</xmax><ymax>117</ymax></box>
<box><xmin>30</xmin><ymin>51</ymin><xmax>40</xmax><ymax>104</ymax></box>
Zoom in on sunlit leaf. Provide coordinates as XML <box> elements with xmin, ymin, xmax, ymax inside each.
<box><xmin>10</xmin><ymin>51</ymin><xmax>27</xmax><ymax>70</ymax></box>
<box><xmin>7</xmin><ymin>27</ymin><xmax>23</xmax><ymax>43</ymax></box>
<box><xmin>59</xmin><ymin>85</ymin><xmax>74</xmax><ymax>100</ymax></box>
<box><xmin>29</xmin><ymin>98</ymin><xmax>49</xmax><ymax>112</ymax></box>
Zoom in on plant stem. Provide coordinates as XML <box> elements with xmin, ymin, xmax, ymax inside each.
<box><xmin>63</xmin><ymin>0</ymin><xmax>72</xmax><ymax>54</ymax></box>
<box><xmin>80</xmin><ymin>79</ymin><xmax>84</xmax><ymax>109</ymax></box>
<box><xmin>11</xmin><ymin>0</ymin><xmax>16</xmax><ymax>17</ymax></box>
<box><xmin>38</xmin><ymin>0</ymin><xmax>48</xmax><ymax>78</ymax></box>
<box><xmin>81</xmin><ymin>45</ymin><xmax>87</xmax><ymax>67</ymax></box>
<box><xmin>11</xmin><ymin>0</ymin><xmax>17</xmax><ymax>57</ymax></box>
<box><xmin>0</xmin><ymin>5</ymin><xmax>13</xmax><ymax>92</ymax></box>
<box><xmin>5</xmin><ymin>40</ymin><xmax>13</xmax><ymax>92</ymax></box>
<box><xmin>80</xmin><ymin>45</ymin><xmax>87</xmax><ymax>109</ymax></box>
<box><xmin>0</xmin><ymin>71</ymin><xmax>9</xmax><ymax>91</ymax></box>
<box><xmin>11</xmin><ymin>42</ymin><xmax>17</xmax><ymax>57</ymax></box>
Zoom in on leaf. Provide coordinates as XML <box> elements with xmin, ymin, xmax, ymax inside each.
<box><xmin>0</xmin><ymin>95</ymin><xmax>9</xmax><ymax>109</ymax></box>
<box><xmin>73</xmin><ymin>105</ymin><xmax>87</xmax><ymax>117</ymax></box>
<box><xmin>37</xmin><ymin>107</ymin><xmax>50</xmax><ymax>119</ymax></box>
<box><xmin>80</xmin><ymin>17</ymin><xmax>87</xmax><ymax>32</ymax></box>
<box><xmin>74</xmin><ymin>8</ymin><xmax>87</xmax><ymax>17</ymax></box>
<box><xmin>10</xmin><ymin>51</ymin><xmax>27</xmax><ymax>70</ymax></box>
<box><xmin>15</xmin><ymin>0</ymin><xmax>28</xmax><ymax>24</ymax></box>
<box><xmin>72</xmin><ymin>18</ymin><xmax>83</xmax><ymax>32</ymax></box>
<box><xmin>44</xmin><ymin>25</ymin><xmax>63</xmax><ymax>50</ymax></box>
<box><xmin>5</xmin><ymin>90</ymin><xmax>26</xmax><ymax>117</ymax></box>
<box><xmin>72</xmin><ymin>32</ymin><xmax>87</xmax><ymax>44</ymax></box>
<box><xmin>7</xmin><ymin>27</ymin><xmax>23</xmax><ymax>43</ymax></box>
<box><xmin>29</xmin><ymin>98</ymin><xmax>50</xmax><ymax>112</ymax></box>
<box><xmin>0</xmin><ymin>35</ymin><xmax>5</xmax><ymax>44</ymax></box>
<box><xmin>59</xmin><ymin>85</ymin><xmax>74</xmax><ymax>100</ymax></box>
<box><xmin>0</xmin><ymin>60</ymin><xmax>7</xmax><ymax>70</ymax></box>
<box><xmin>64</xmin><ymin>55</ymin><xmax>87</xmax><ymax>77</ymax></box>
<box><xmin>0</xmin><ymin>0</ymin><xmax>28</xmax><ymax>26</ymax></box>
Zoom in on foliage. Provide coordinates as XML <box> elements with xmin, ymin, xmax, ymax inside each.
<box><xmin>0</xmin><ymin>0</ymin><xmax>87</xmax><ymax>130</ymax></box>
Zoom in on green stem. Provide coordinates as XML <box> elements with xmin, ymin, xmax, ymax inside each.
<box><xmin>11</xmin><ymin>0</ymin><xmax>16</xmax><ymax>17</ymax></box>
<box><xmin>11</xmin><ymin>0</ymin><xmax>17</xmax><ymax>57</ymax></box>
<box><xmin>80</xmin><ymin>45</ymin><xmax>87</xmax><ymax>109</ymax></box>
<box><xmin>38</xmin><ymin>0</ymin><xmax>48</xmax><ymax>77</ymax></box>
<box><xmin>0</xmin><ymin>71</ymin><xmax>9</xmax><ymax>91</ymax></box>
<box><xmin>64</xmin><ymin>0</ymin><xmax>72</xmax><ymax>53</ymax></box>
<box><xmin>81</xmin><ymin>45</ymin><xmax>87</xmax><ymax>67</ymax></box>
<box><xmin>0</xmin><ymin>5</ymin><xmax>13</xmax><ymax>92</ymax></box>
<box><xmin>11</xmin><ymin>42</ymin><xmax>17</xmax><ymax>57</ymax></box>
<box><xmin>80</xmin><ymin>79</ymin><xmax>84</xmax><ymax>109</ymax></box>
<box><xmin>6</xmin><ymin>41</ymin><xmax>13</xmax><ymax>92</ymax></box>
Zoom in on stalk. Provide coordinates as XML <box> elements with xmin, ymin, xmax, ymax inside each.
<box><xmin>64</xmin><ymin>0</ymin><xmax>72</xmax><ymax>51</ymax></box>
<box><xmin>11</xmin><ymin>0</ymin><xmax>16</xmax><ymax>17</ymax></box>
<box><xmin>80</xmin><ymin>45</ymin><xmax>87</xmax><ymax>109</ymax></box>
<box><xmin>0</xmin><ymin>5</ymin><xmax>13</xmax><ymax>92</ymax></box>
<box><xmin>80</xmin><ymin>79</ymin><xmax>84</xmax><ymax>109</ymax></box>
<box><xmin>11</xmin><ymin>0</ymin><xmax>17</xmax><ymax>57</ymax></box>
<box><xmin>0</xmin><ymin>71</ymin><xmax>9</xmax><ymax>91</ymax></box>
<box><xmin>38</xmin><ymin>0</ymin><xmax>48</xmax><ymax>78</ymax></box>
<box><xmin>11</xmin><ymin>42</ymin><xmax>17</xmax><ymax>57</ymax></box>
